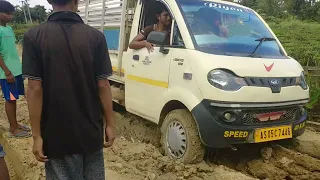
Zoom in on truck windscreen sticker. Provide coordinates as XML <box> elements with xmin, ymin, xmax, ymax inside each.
<box><xmin>204</xmin><ymin>2</ymin><xmax>247</xmax><ymax>13</ymax></box>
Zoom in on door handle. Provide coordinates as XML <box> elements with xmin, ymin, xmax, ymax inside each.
<box><xmin>133</xmin><ymin>55</ymin><xmax>139</xmax><ymax>61</ymax></box>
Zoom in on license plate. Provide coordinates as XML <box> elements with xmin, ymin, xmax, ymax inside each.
<box><xmin>254</xmin><ymin>125</ymin><xmax>292</xmax><ymax>143</ymax></box>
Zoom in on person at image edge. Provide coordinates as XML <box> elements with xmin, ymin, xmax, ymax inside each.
<box><xmin>22</xmin><ymin>0</ymin><xmax>115</xmax><ymax>179</ymax></box>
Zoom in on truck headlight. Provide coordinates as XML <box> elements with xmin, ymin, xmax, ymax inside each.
<box><xmin>295</xmin><ymin>72</ymin><xmax>308</xmax><ymax>90</ymax></box>
<box><xmin>207</xmin><ymin>69</ymin><xmax>247</xmax><ymax>91</ymax></box>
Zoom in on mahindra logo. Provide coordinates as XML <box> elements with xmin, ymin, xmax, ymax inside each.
<box><xmin>256</xmin><ymin>111</ymin><xmax>285</xmax><ymax>121</ymax></box>
<box><xmin>264</xmin><ymin>63</ymin><xmax>274</xmax><ymax>72</ymax></box>
<box><xmin>270</xmin><ymin>79</ymin><xmax>280</xmax><ymax>85</ymax></box>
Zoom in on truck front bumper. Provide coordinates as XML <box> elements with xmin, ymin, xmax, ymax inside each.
<box><xmin>191</xmin><ymin>99</ymin><xmax>308</xmax><ymax>148</ymax></box>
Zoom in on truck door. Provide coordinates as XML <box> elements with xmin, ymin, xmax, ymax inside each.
<box><xmin>125</xmin><ymin>46</ymin><xmax>172</xmax><ymax>122</ymax></box>
<box><xmin>124</xmin><ymin>0</ymin><xmax>175</xmax><ymax>123</ymax></box>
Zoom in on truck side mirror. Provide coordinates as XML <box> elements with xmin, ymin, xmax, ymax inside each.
<box><xmin>147</xmin><ymin>31</ymin><xmax>169</xmax><ymax>54</ymax></box>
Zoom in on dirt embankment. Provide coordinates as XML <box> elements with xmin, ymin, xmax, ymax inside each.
<box><xmin>0</xmin><ymin>96</ymin><xmax>320</xmax><ymax>180</ymax></box>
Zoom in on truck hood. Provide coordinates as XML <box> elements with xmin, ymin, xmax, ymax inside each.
<box><xmin>192</xmin><ymin>51</ymin><xmax>304</xmax><ymax>77</ymax></box>
<box><xmin>187</xmin><ymin>50</ymin><xmax>309</xmax><ymax>103</ymax></box>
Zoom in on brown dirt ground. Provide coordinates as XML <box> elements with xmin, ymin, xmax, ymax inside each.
<box><xmin>0</xmin><ymin>94</ymin><xmax>320</xmax><ymax>180</ymax></box>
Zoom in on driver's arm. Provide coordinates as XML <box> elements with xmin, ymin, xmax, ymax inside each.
<box><xmin>128</xmin><ymin>34</ymin><xmax>147</xmax><ymax>50</ymax></box>
<box><xmin>129</xmin><ymin>25</ymin><xmax>153</xmax><ymax>50</ymax></box>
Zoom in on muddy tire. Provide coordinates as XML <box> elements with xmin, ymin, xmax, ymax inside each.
<box><xmin>160</xmin><ymin>109</ymin><xmax>205</xmax><ymax>164</ymax></box>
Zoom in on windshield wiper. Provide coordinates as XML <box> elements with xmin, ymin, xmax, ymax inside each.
<box><xmin>249</xmin><ymin>37</ymin><xmax>276</xmax><ymax>57</ymax></box>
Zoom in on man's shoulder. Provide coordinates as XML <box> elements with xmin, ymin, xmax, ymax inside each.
<box><xmin>140</xmin><ymin>24</ymin><xmax>154</xmax><ymax>37</ymax></box>
<box><xmin>85</xmin><ymin>25</ymin><xmax>105</xmax><ymax>39</ymax></box>
<box><xmin>6</xmin><ymin>26</ymin><xmax>13</xmax><ymax>31</ymax></box>
<box><xmin>143</xmin><ymin>24</ymin><xmax>154</xmax><ymax>31</ymax></box>
<box><xmin>0</xmin><ymin>25</ymin><xmax>13</xmax><ymax>33</ymax></box>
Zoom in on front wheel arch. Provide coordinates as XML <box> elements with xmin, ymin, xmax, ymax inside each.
<box><xmin>159</xmin><ymin>100</ymin><xmax>188</xmax><ymax>126</ymax></box>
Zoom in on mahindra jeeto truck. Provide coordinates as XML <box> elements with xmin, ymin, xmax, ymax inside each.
<box><xmin>77</xmin><ymin>0</ymin><xmax>309</xmax><ymax>163</ymax></box>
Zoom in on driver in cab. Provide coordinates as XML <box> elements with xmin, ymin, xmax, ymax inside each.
<box><xmin>129</xmin><ymin>3</ymin><xmax>171</xmax><ymax>53</ymax></box>
<box><xmin>192</xmin><ymin>7</ymin><xmax>229</xmax><ymax>38</ymax></box>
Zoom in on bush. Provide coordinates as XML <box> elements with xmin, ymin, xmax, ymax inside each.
<box><xmin>269</xmin><ymin>20</ymin><xmax>320</xmax><ymax>111</ymax></box>
<box><xmin>9</xmin><ymin>23</ymin><xmax>39</xmax><ymax>43</ymax></box>
<box><xmin>268</xmin><ymin>20</ymin><xmax>320</xmax><ymax>66</ymax></box>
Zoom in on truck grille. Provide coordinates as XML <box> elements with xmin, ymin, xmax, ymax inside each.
<box><xmin>244</xmin><ymin>77</ymin><xmax>296</xmax><ymax>87</ymax></box>
<box><xmin>241</xmin><ymin>107</ymin><xmax>299</xmax><ymax>125</ymax></box>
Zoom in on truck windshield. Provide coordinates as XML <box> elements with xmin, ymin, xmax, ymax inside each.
<box><xmin>177</xmin><ymin>0</ymin><xmax>287</xmax><ymax>58</ymax></box>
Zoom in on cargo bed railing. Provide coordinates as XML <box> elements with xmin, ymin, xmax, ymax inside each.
<box><xmin>78</xmin><ymin>0</ymin><xmax>134</xmax><ymax>77</ymax></box>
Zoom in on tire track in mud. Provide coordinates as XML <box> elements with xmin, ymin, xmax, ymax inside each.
<box><xmin>112</xmin><ymin>110</ymin><xmax>256</xmax><ymax>180</ymax></box>
<box><xmin>115</xmin><ymin>108</ymin><xmax>320</xmax><ymax>180</ymax></box>
<box><xmin>208</xmin><ymin>142</ymin><xmax>320</xmax><ymax>180</ymax></box>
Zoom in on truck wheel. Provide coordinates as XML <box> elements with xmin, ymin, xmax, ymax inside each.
<box><xmin>160</xmin><ymin>109</ymin><xmax>205</xmax><ymax>164</ymax></box>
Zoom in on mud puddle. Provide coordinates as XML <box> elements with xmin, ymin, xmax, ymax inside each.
<box><xmin>116</xmin><ymin>110</ymin><xmax>320</xmax><ymax>180</ymax></box>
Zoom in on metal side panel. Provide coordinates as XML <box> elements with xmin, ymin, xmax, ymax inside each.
<box><xmin>78</xmin><ymin>0</ymin><xmax>127</xmax><ymax>82</ymax></box>
<box><xmin>77</xmin><ymin>0</ymin><xmax>123</xmax><ymax>51</ymax></box>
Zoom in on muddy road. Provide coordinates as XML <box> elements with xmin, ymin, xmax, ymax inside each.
<box><xmin>114</xmin><ymin>109</ymin><xmax>320</xmax><ymax>180</ymax></box>
<box><xmin>0</xmin><ymin>97</ymin><xmax>320</xmax><ymax>180</ymax></box>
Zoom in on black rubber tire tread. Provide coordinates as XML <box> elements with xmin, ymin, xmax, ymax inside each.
<box><xmin>160</xmin><ymin>109</ymin><xmax>205</xmax><ymax>164</ymax></box>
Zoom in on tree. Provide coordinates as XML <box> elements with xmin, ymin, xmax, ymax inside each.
<box><xmin>30</xmin><ymin>5</ymin><xmax>47</xmax><ymax>22</ymax></box>
<box><xmin>238</xmin><ymin>0</ymin><xmax>258</xmax><ymax>9</ymax></box>
<box><xmin>284</xmin><ymin>0</ymin><xmax>305</xmax><ymax>17</ymax></box>
<box><xmin>13</xmin><ymin>6</ymin><xmax>27</xmax><ymax>23</ymax></box>
<box><xmin>12</xmin><ymin>5</ymin><xmax>48</xmax><ymax>23</ymax></box>
<box><xmin>257</xmin><ymin>0</ymin><xmax>285</xmax><ymax>18</ymax></box>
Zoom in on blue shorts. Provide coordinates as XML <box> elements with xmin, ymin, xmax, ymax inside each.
<box><xmin>0</xmin><ymin>144</ymin><xmax>5</xmax><ymax>158</ymax></box>
<box><xmin>0</xmin><ymin>75</ymin><xmax>25</xmax><ymax>101</ymax></box>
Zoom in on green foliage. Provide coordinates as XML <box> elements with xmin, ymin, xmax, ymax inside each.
<box><xmin>268</xmin><ymin>20</ymin><xmax>320</xmax><ymax>110</ymax></box>
<box><xmin>13</xmin><ymin>5</ymin><xmax>49</xmax><ymax>23</ymax></box>
<box><xmin>268</xmin><ymin>20</ymin><xmax>320</xmax><ymax>66</ymax></box>
<box><xmin>10</xmin><ymin>23</ymin><xmax>39</xmax><ymax>43</ymax></box>
<box><xmin>306</xmin><ymin>86</ymin><xmax>320</xmax><ymax>110</ymax></box>
<box><xmin>237</xmin><ymin>0</ymin><xmax>320</xmax><ymax>23</ymax></box>
<box><xmin>257</xmin><ymin>0</ymin><xmax>285</xmax><ymax>18</ymax></box>
<box><xmin>238</xmin><ymin>0</ymin><xmax>258</xmax><ymax>9</ymax></box>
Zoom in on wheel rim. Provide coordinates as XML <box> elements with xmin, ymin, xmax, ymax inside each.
<box><xmin>166</xmin><ymin>121</ymin><xmax>187</xmax><ymax>158</ymax></box>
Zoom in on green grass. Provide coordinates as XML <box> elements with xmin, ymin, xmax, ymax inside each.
<box><xmin>10</xmin><ymin>23</ymin><xmax>39</xmax><ymax>43</ymax></box>
<box><xmin>268</xmin><ymin>19</ymin><xmax>320</xmax><ymax>66</ymax></box>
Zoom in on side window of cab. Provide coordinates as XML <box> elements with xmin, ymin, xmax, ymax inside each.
<box><xmin>172</xmin><ymin>22</ymin><xmax>185</xmax><ymax>47</ymax></box>
<box><xmin>139</xmin><ymin>0</ymin><xmax>185</xmax><ymax>48</ymax></box>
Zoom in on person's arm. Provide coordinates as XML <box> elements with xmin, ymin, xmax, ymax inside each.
<box><xmin>98</xmin><ymin>78</ymin><xmax>115</xmax><ymax>147</ymax></box>
<box><xmin>26</xmin><ymin>79</ymin><xmax>47</xmax><ymax>161</ymax></box>
<box><xmin>22</xmin><ymin>34</ymin><xmax>47</xmax><ymax>162</ymax></box>
<box><xmin>22</xmin><ymin>34</ymin><xmax>43</xmax><ymax>137</ymax></box>
<box><xmin>0</xmin><ymin>28</ymin><xmax>15</xmax><ymax>83</ymax></box>
<box><xmin>128</xmin><ymin>26</ymin><xmax>154</xmax><ymax>52</ymax></box>
<box><xmin>0</xmin><ymin>55</ymin><xmax>15</xmax><ymax>83</ymax></box>
<box><xmin>26</xmin><ymin>80</ymin><xmax>42</xmax><ymax>138</ymax></box>
<box><xmin>95</xmin><ymin>33</ymin><xmax>115</xmax><ymax>147</ymax></box>
<box><xmin>128</xmin><ymin>34</ymin><xmax>148</xmax><ymax>49</ymax></box>
<box><xmin>0</xmin><ymin>56</ymin><xmax>10</xmax><ymax>75</ymax></box>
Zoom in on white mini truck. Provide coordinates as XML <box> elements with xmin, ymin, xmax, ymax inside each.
<box><xmin>78</xmin><ymin>0</ymin><xmax>310</xmax><ymax>163</ymax></box>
